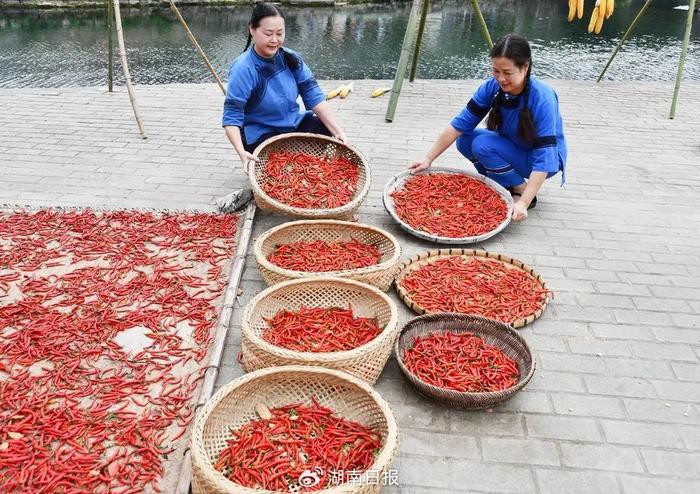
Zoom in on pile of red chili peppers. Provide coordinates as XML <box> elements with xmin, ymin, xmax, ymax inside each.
<box><xmin>214</xmin><ymin>398</ymin><xmax>382</xmax><ymax>491</ymax></box>
<box><xmin>400</xmin><ymin>256</ymin><xmax>547</xmax><ymax>325</ymax></box>
<box><xmin>0</xmin><ymin>209</ymin><xmax>237</xmax><ymax>493</ymax></box>
<box><xmin>261</xmin><ymin>151</ymin><xmax>359</xmax><ymax>209</ymax></box>
<box><xmin>403</xmin><ymin>331</ymin><xmax>520</xmax><ymax>392</ymax></box>
<box><xmin>262</xmin><ymin>306</ymin><xmax>382</xmax><ymax>352</ymax></box>
<box><xmin>268</xmin><ymin>239</ymin><xmax>381</xmax><ymax>272</ymax></box>
<box><xmin>390</xmin><ymin>173</ymin><xmax>508</xmax><ymax>238</ymax></box>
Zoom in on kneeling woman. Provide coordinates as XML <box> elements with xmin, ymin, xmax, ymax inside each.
<box><xmin>409</xmin><ymin>34</ymin><xmax>567</xmax><ymax>222</ymax></box>
<box><xmin>223</xmin><ymin>2</ymin><xmax>347</xmax><ymax>171</ymax></box>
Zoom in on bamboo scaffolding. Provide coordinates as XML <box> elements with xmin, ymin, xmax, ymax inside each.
<box><xmin>597</xmin><ymin>0</ymin><xmax>652</xmax><ymax>82</ymax></box>
<box><xmin>409</xmin><ymin>0</ymin><xmax>431</xmax><ymax>82</ymax></box>
<box><xmin>167</xmin><ymin>0</ymin><xmax>226</xmax><ymax>95</ymax></box>
<box><xmin>670</xmin><ymin>0</ymin><xmax>696</xmax><ymax>118</ymax></box>
<box><xmin>107</xmin><ymin>0</ymin><xmax>113</xmax><ymax>92</ymax></box>
<box><xmin>112</xmin><ymin>0</ymin><xmax>146</xmax><ymax>139</ymax></box>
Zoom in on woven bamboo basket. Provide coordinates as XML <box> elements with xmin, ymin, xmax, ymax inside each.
<box><xmin>254</xmin><ymin>220</ymin><xmax>402</xmax><ymax>292</ymax></box>
<box><xmin>382</xmin><ymin>167</ymin><xmax>513</xmax><ymax>244</ymax></box>
<box><xmin>241</xmin><ymin>277</ymin><xmax>398</xmax><ymax>384</ymax></box>
<box><xmin>395</xmin><ymin>313</ymin><xmax>535</xmax><ymax>409</ymax></box>
<box><xmin>249</xmin><ymin>133</ymin><xmax>371</xmax><ymax>220</ymax></box>
<box><xmin>191</xmin><ymin>366</ymin><xmax>399</xmax><ymax>494</ymax></box>
<box><xmin>395</xmin><ymin>249</ymin><xmax>550</xmax><ymax>328</ymax></box>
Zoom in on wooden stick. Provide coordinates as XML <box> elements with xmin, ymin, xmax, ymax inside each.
<box><xmin>107</xmin><ymin>0</ymin><xmax>113</xmax><ymax>92</ymax></box>
<box><xmin>112</xmin><ymin>0</ymin><xmax>146</xmax><ymax>139</ymax></box>
<box><xmin>409</xmin><ymin>0</ymin><xmax>430</xmax><ymax>82</ymax></box>
<box><xmin>471</xmin><ymin>0</ymin><xmax>493</xmax><ymax>49</ymax></box>
<box><xmin>167</xmin><ymin>0</ymin><xmax>226</xmax><ymax>95</ymax></box>
<box><xmin>670</xmin><ymin>0</ymin><xmax>696</xmax><ymax>119</ymax></box>
<box><xmin>385</xmin><ymin>0</ymin><xmax>423</xmax><ymax>122</ymax></box>
<box><xmin>597</xmin><ymin>0</ymin><xmax>652</xmax><ymax>83</ymax></box>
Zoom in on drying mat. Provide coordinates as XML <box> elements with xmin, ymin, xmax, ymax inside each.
<box><xmin>395</xmin><ymin>249</ymin><xmax>550</xmax><ymax>328</ymax></box>
<box><xmin>249</xmin><ymin>132</ymin><xmax>371</xmax><ymax>220</ymax></box>
<box><xmin>0</xmin><ymin>207</ymin><xmax>245</xmax><ymax>493</ymax></box>
<box><xmin>395</xmin><ymin>313</ymin><xmax>535</xmax><ymax>409</ymax></box>
<box><xmin>254</xmin><ymin>219</ymin><xmax>401</xmax><ymax>292</ymax></box>
<box><xmin>382</xmin><ymin>167</ymin><xmax>513</xmax><ymax>244</ymax></box>
<box><xmin>191</xmin><ymin>366</ymin><xmax>398</xmax><ymax>494</ymax></box>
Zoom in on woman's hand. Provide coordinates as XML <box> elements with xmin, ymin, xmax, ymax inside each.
<box><xmin>512</xmin><ymin>200</ymin><xmax>529</xmax><ymax>222</ymax></box>
<box><xmin>408</xmin><ymin>157</ymin><xmax>432</xmax><ymax>174</ymax></box>
<box><xmin>237</xmin><ymin>151</ymin><xmax>259</xmax><ymax>175</ymax></box>
<box><xmin>334</xmin><ymin>129</ymin><xmax>348</xmax><ymax>145</ymax></box>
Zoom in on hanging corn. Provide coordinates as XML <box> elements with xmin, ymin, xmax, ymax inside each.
<box><xmin>587</xmin><ymin>0</ymin><xmax>615</xmax><ymax>34</ymax></box>
<box><xmin>568</xmin><ymin>0</ymin><xmax>584</xmax><ymax>22</ymax></box>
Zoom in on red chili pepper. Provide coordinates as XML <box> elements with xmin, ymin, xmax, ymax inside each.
<box><xmin>268</xmin><ymin>238</ymin><xmax>381</xmax><ymax>272</ymax></box>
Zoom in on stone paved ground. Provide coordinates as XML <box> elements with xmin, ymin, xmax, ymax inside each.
<box><xmin>1</xmin><ymin>79</ymin><xmax>700</xmax><ymax>493</ymax></box>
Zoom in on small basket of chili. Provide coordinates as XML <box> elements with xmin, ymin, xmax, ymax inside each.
<box><xmin>395</xmin><ymin>313</ymin><xmax>535</xmax><ymax>409</ymax></box>
<box><xmin>241</xmin><ymin>277</ymin><xmax>398</xmax><ymax>384</ymax></box>
<box><xmin>395</xmin><ymin>249</ymin><xmax>551</xmax><ymax>328</ymax></box>
<box><xmin>191</xmin><ymin>365</ymin><xmax>399</xmax><ymax>494</ymax></box>
<box><xmin>383</xmin><ymin>167</ymin><xmax>513</xmax><ymax>244</ymax></box>
<box><xmin>255</xmin><ymin>220</ymin><xmax>402</xmax><ymax>292</ymax></box>
<box><xmin>250</xmin><ymin>133</ymin><xmax>371</xmax><ymax>220</ymax></box>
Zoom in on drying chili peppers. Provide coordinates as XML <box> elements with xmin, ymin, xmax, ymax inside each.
<box><xmin>261</xmin><ymin>150</ymin><xmax>359</xmax><ymax>209</ymax></box>
<box><xmin>262</xmin><ymin>306</ymin><xmax>382</xmax><ymax>352</ymax></box>
<box><xmin>399</xmin><ymin>256</ymin><xmax>547</xmax><ymax>325</ymax></box>
<box><xmin>390</xmin><ymin>173</ymin><xmax>508</xmax><ymax>238</ymax></box>
<box><xmin>0</xmin><ymin>209</ymin><xmax>238</xmax><ymax>493</ymax></box>
<box><xmin>214</xmin><ymin>399</ymin><xmax>382</xmax><ymax>491</ymax></box>
<box><xmin>403</xmin><ymin>331</ymin><xmax>520</xmax><ymax>392</ymax></box>
<box><xmin>268</xmin><ymin>239</ymin><xmax>381</xmax><ymax>272</ymax></box>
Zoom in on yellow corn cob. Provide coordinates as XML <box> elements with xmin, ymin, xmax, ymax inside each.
<box><xmin>606</xmin><ymin>0</ymin><xmax>614</xmax><ymax>18</ymax></box>
<box><xmin>326</xmin><ymin>85</ymin><xmax>344</xmax><ymax>100</ymax></box>
<box><xmin>577</xmin><ymin>0</ymin><xmax>584</xmax><ymax>19</ymax></box>
<box><xmin>588</xmin><ymin>4</ymin><xmax>599</xmax><ymax>32</ymax></box>
<box><xmin>339</xmin><ymin>82</ymin><xmax>354</xmax><ymax>99</ymax></box>
<box><xmin>371</xmin><ymin>87</ymin><xmax>392</xmax><ymax>98</ymax></box>
<box><xmin>595</xmin><ymin>1</ymin><xmax>605</xmax><ymax>33</ymax></box>
<box><xmin>568</xmin><ymin>0</ymin><xmax>576</xmax><ymax>22</ymax></box>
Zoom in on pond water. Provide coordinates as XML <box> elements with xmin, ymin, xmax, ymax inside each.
<box><xmin>0</xmin><ymin>0</ymin><xmax>698</xmax><ymax>87</ymax></box>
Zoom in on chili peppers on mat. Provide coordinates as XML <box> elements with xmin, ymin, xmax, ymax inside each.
<box><xmin>263</xmin><ymin>306</ymin><xmax>382</xmax><ymax>352</ymax></box>
<box><xmin>214</xmin><ymin>399</ymin><xmax>382</xmax><ymax>491</ymax></box>
<box><xmin>390</xmin><ymin>173</ymin><xmax>508</xmax><ymax>238</ymax></box>
<box><xmin>261</xmin><ymin>151</ymin><xmax>359</xmax><ymax>209</ymax></box>
<box><xmin>403</xmin><ymin>331</ymin><xmax>520</xmax><ymax>392</ymax></box>
<box><xmin>0</xmin><ymin>209</ymin><xmax>237</xmax><ymax>493</ymax></box>
<box><xmin>400</xmin><ymin>256</ymin><xmax>547</xmax><ymax>325</ymax></box>
<box><xmin>268</xmin><ymin>239</ymin><xmax>381</xmax><ymax>272</ymax></box>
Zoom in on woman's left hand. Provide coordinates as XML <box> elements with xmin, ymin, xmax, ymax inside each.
<box><xmin>334</xmin><ymin>130</ymin><xmax>348</xmax><ymax>145</ymax></box>
<box><xmin>512</xmin><ymin>200</ymin><xmax>529</xmax><ymax>222</ymax></box>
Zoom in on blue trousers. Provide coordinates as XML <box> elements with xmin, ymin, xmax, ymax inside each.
<box><xmin>456</xmin><ymin>128</ymin><xmax>541</xmax><ymax>189</ymax></box>
<box><xmin>243</xmin><ymin>113</ymin><xmax>331</xmax><ymax>153</ymax></box>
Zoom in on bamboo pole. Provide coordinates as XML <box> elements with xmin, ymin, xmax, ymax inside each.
<box><xmin>409</xmin><ymin>0</ymin><xmax>430</xmax><ymax>82</ymax></box>
<box><xmin>112</xmin><ymin>0</ymin><xmax>146</xmax><ymax>139</ymax></box>
<box><xmin>669</xmin><ymin>0</ymin><xmax>696</xmax><ymax>119</ymax></box>
<box><xmin>167</xmin><ymin>0</ymin><xmax>226</xmax><ymax>95</ymax></box>
<box><xmin>385</xmin><ymin>0</ymin><xmax>423</xmax><ymax>122</ymax></box>
<box><xmin>471</xmin><ymin>0</ymin><xmax>493</xmax><ymax>49</ymax></box>
<box><xmin>597</xmin><ymin>0</ymin><xmax>652</xmax><ymax>83</ymax></box>
<box><xmin>174</xmin><ymin>203</ymin><xmax>256</xmax><ymax>494</ymax></box>
<box><xmin>107</xmin><ymin>0</ymin><xmax>113</xmax><ymax>92</ymax></box>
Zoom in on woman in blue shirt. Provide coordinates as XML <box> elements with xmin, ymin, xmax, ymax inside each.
<box><xmin>223</xmin><ymin>3</ymin><xmax>347</xmax><ymax>171</ymax></box>
<box><xmin>409</xmin><ymin>34</ymin><xmax>567</xmax><ymax>222</ymax></box>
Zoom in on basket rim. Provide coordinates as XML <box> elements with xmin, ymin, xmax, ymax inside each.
<box><xmin>394</xmin><ymin>248</ymin><xmax>550</xmax><ymax>328</ymax></box>
<box><xmin>254</xmin><ymin>219</ymin><xmax>402</xmax><ymax>279</ymax></box>
<box><xmin>393</xmin><ymin>313</ymin><xmax>536</xmax><ymax>401</ymax></box>
<box><xmin>249</xmin><ymin>132</ymin><xmax>371</xmax><ymax>216</ymax></box>
<box><xmin>382</xmin><ymin>166</ymin><xmax>514</xmax><ymax>244</ymax></box>
<box><xmin>242</xmin><ymin>276</ymin><xmax>399</xmax><ymax>361</ymax></box>
<box><xmin>191</xmin><ymin>365</ymin><xmax>399</xmax><ymax>494</ymax></box>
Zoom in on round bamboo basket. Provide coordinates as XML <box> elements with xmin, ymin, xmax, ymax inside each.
<box><xmin>394</xmin><ymin>249</ymin><xmax>550</xmax><ymax>328</ymax></box>
<box><xmin>255</xmin><ymin>220</ymin><xmax>402</xmax><ymax>292</ymax></box>
<box><xmin>382</xmin><ymin>167</ymin><xmax>513</xmax><ymax>244</ymax></box>
<box><xmin>191</xmin><ymin>366</ymin><xmax>399</xmax><ymax>494</ymax></box>
<box><xmin>395</xmin><ymin>313</ymin><xmax>535</xmax><ymax>409</ymax></box>
<box><xmin>241</xmin><ymin>277</ymin><xmax>399</xmax><ymax>384</ymax></box>
<box><xmin>249</xmin><ymin>133</ymin><xmax>370</xmax><ymax>220</ymax></box>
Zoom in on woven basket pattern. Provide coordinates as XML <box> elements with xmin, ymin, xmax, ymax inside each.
<box><xmin>395</xmin><ymin>313</ymin><xmax>535</xmax><ymax>409</ymax></box>
<box><xmin>255</xmin><ymin>220</ymin><xmax>401</xmax><ymax>292</ymax></box>
<box><xmin>249</xmin><ymin>133</ymin><xmax>370</xmax><ymax>220</ymax></box>
<box><xmin>191</xmin><ymin>366</ymin><xmax>399</xmax><ymax>494</ymax></box>
<box><xmin>241</xmin><ymin>277</ymin><xmax>398</xmax><ymax>384</ymax></box>
<box><xmin>394</xmin><ymin>249</ymin><xmax>550</xmax><ymax>328</ymax></box>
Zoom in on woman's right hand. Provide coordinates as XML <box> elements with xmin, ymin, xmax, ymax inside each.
<box><xmin>237</xmin><ymin>151</ymin><xmax>259</xmax><ymax>174</ymax></box>
<box><xmin>408</xmin><ymin>157</ymin><xmax>432</xmax><ymax>174</ymax></box>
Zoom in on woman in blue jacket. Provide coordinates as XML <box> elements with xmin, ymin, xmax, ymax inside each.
<box><xmin>223</xmin><ymin>3</ymin><xmax>347</xmax><ymax>171</ymax></box>
<box><xmin>409</xmin><ymin>34</ymin><xmax>567</xmax><ymax>222</ymax></box>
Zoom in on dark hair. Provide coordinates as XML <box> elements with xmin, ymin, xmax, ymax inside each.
<box><xmin>486</xmin><ymin>34</ymin><xmax>536</xmax><ymax>146</ymax></box>
<box><xmin>243</xmin><ymin>2</ymin><xmax>299</xmax><ymax>70</ymax></box>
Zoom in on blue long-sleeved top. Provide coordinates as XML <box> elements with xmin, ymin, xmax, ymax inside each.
<box><xmin>222</xmin><ymin>46</ymin><xmax>326</xmax><ymax>145</ymax></box>
<box><xmin>451</xmin><ymin>76</ymin><xmax>567</xmax><ymax>181</ymax></box>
